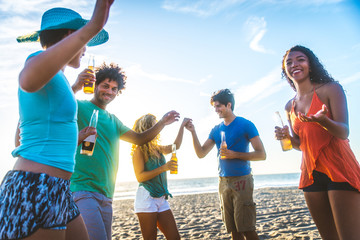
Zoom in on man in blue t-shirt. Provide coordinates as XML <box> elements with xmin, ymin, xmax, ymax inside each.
<box><xmin>185</xmin><ymin>88</ymin><xmax>266</xmax><ymax>240</ymax></box>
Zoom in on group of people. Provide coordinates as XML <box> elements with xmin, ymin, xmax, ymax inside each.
<box><xmin>0</xmin><ymin>0</ymin><xmax>359</xmax><ymax>240</ymax></box>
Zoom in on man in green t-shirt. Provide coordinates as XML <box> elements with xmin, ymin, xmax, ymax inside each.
<box><xmin>71</xmin><ymin>63</ymin><xmax>180</xmax><ymax>240</ymax></box>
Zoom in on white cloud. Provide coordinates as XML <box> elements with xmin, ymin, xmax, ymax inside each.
<box><xmin>233</xmin><ymin>68</ymin><xmax>285</xmax><ymax>109</ymax></box>
<box><xmin>0</xmin><ymin>0</ymin><xmax>89</xmax><ymax>15</ymax></box>
<box><xmin>197</xmin><ymin>68</ymin><xmax>287</xmax><ymax>132</ymax></box>
<box><xmin>162</xmin><ymin>0</ymin><xmax>245</xmax><ymax>17</ymax></box>
<box><xmin>125</xmin><ymin>64</ymin><xmax>209</xmax><ymax>85</ymax></box>
<box><xmin>161</xmin><ymin>0</ymin><xmax>343</xmax><ymax>17</ymax></box>
<box><xmin>244</xmin><ymin>16</ymin><xmax>274</xmax><ymax>54</ymax></box>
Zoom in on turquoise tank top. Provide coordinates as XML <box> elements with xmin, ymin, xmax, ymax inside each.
<box><xmin>139</xmin><ymin>154</ymin><xmax>172</xmax><ymax>199</ymax></box>
<box><xmin>12</xmin><ymin>51</ymin><xmax>78</xmax><ymax>172</ymax></box>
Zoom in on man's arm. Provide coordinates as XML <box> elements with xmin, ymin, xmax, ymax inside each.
<box><xmin>220</xmin><ymin>136</ymin><xmax>266</xmax><ymax>161</ymax></box>
<box><xmin>120</xmin><ymin>110</ymin><xmax>180</xmax><ymax>145</ymax></box>
<box><xmin>185</xmin><ymin>121</ymin><xmax>215</xmax><ymax>158</ymax></box>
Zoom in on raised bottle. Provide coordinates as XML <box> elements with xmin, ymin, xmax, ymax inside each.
<box><xmin>81</xmin><ymin>109</ymin><xmax>98</xmax><ymax>156</ymax></box>
<box><xmin>83</xmin><ymin>55</ymin><xmax>95</xmax><ymax>94</ymax></box>
<box><xmin>170</xmin><ymin>144</ymin><xmax>178</xmax><ymax>174</ymax></box>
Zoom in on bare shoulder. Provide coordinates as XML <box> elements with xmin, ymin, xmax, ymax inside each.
<box><xmin>315</xmin><ymin>82</ymin><xmax>344</xmax><ymax>94</ymax></box>
<box><xmin>316</xmin><ymin>82</ymin><xmax>344</xmax><ymax>98</ymax></box>
<box><xmin>133</xmin><ymin>146</ymin><xmax>143</xmax><ymax>157</ymax></box>
<box><xmin>285</xmin><ymin>98</ymin><xmax>293</xmax><ymax>112</ymax></box>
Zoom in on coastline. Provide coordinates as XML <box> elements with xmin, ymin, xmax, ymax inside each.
<box><xmin>112</xmin><ymin>186</ymin><xmax>320</xmax><ymax>239</ymax></box>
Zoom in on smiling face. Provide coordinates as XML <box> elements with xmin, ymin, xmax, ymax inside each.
<box><xmin>284</xmin><ymin>50</ymin><xmax>311</xmax><ymax>85</ymax></box>
<box><xmin>213</xmin><ymin>101</ymin><xmax>231</xmax><ymax>119</ymax></box>
<box><xmin>92</xmin><ymin>78</ymin><xmax>119</xmax><ymax>109</ymax></box>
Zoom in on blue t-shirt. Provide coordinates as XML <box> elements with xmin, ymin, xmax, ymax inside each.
<box><xmin>12</xmin><ymin>51</ymin><xmax>78</xmax><ymax>172</ymax></box>
<box><xmin>209</xmin><ymin>116</ymin><xmax>259</xmax><ymax>177</ymax></box>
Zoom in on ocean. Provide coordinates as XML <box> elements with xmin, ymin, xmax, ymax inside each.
<box><xmin>113</xmin><ymin>172</ymin><xmax>301</xmax><ymax>200</ymax></box>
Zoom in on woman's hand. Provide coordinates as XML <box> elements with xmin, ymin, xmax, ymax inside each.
<box><xmin>297</xmin><ymin>104</ymin><xmax>328</xmax><ymax>123</ymax></box>
<box><xmin>88</xmin><ymin>0</ymin><xmax>114</xmax><ymax>34</ymax></box>
<box><xmin>274</xmin><ymin>125</ymin><xmax>290</xmax><ymax>140</ymax></box>
<box><xmin>181</xmin><ymin>118</ymin><xmax>192</xmax><ymax>128</ymax></box>
<box><xmin>184</xmin><ymin>120</ymin><xmax>195</xmax><ymax>133</ymax></box>
<box><xmin>164</xmin><ymin>160</ymin><xmax>178</xmax><ymax>172</ymax></box>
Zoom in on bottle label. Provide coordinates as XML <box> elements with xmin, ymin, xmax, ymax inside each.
<box><xmin>84</xmin><ymin>134</ymin><xmax>96</xmax><ymax>143</ymax></box>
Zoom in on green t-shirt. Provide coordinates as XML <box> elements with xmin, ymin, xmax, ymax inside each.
<box><xmin>70</xmin><ymin>100</ymin><xmax>130</xmax><ymax>198</ymax></box>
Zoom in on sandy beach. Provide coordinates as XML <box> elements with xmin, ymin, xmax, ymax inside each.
<box><xmin>112</xmin><ymin>186</ymin><xmax>320</xmax><ymax>239</ymax></box>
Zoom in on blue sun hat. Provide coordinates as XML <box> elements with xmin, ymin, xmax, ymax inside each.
<box><xmin>16</xmin><ymin>7</ymin><xmax>108</xmax><ymax>47</ymax></box>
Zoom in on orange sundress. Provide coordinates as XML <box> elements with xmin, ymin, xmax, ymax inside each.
<box><xmin>290</xmin><ymin>90</ymin><xmax>360</xmax><ymax>191</ymax></box>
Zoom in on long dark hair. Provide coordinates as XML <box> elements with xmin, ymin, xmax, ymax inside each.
<box><xmin>281</xmin><ymin>45</ymin><xmax>335</xmax><ymax>91</ymax></box>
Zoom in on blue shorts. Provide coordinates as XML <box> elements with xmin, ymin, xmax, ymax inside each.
<box><xmin>303</xmin><ymin>170</ymin><xmax>358</xmax><ymax>192</ymax></box>
<box><xmin>0</xmin><ymin>170</ymin><xmax>80</xmax><ymax>239</ymax></box>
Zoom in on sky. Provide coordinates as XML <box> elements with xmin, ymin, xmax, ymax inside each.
<box><xmin>0</xmin><ymin>0</ymin><xmax>359</xmax><ymax>182</ymax></box>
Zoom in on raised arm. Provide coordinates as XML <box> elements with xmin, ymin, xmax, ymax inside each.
<box><xmin>185</xmin><ymin>121</ymin><xmax>215</xmax><ymax>158</ymax></box>
<box><xmin>19</xmin><ymin>0</ymin><xmax>113</xmax><ymax>92</ymax></box>
<box><xmin>132</xmin><ymin>147</ymin><xmax>176</xmax><ymax>183</ymax></box>
<box><xmin>220</xmin><ymin>136</ymin><xmax>266</xmax><ymax>161</ymax></box>
<box><xmin>161</xmin><ymin>118</ymin><xmax>192</xmax><ymax>155</ymax></box>
<box><xmin>120</xmin><ymin>110</ymin><xmax>180</xmax><ymax>145</ymax></box>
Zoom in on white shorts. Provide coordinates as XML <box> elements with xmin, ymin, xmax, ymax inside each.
<box><xmin>134</xmin><ymin>186</ymin><xmax>170</xmax><ymax>213</ymax></box>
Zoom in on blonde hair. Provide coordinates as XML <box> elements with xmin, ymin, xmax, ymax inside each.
<box><xmin>131</xmin><ymin>114</ymin><xmax>160</xmax><ymax>160</ymax></box>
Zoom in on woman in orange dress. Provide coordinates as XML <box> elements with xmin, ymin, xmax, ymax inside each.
<box><xmin>275</xmin><ymin>45</ymin><xmax>360</xmax><ymax>240</ymax></box>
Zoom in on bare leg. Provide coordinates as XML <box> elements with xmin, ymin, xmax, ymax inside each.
<box><xmin>304</xmin><ymin>192</ymin><xmax>339</xmax><ymax>240</ymax></box>
<box><xmin>23</xmin><ymin>215</ymin><xmax>88</xmax><ymax>240</ymax></box>
<box><xmin>156</xmin><ymin>209</ymin><xmax>180</xmax><ymax>240</ymax></box>
<box><xmin>65</xmin><ymin>215</ymin><xmax>89</xmax><ymax>240</ymax></box>
<box><xmin>137</xmin><ymin>212</ymin><xmax>159</xmax><ymax>240</ymax></box>
<box><xmin>243</xmin><ymin>230</ymin><xmax>259</xmax><ymax>240</ymax></box>
<box><xmin>23</xmin><ymin>229</ymin><xmax>65</xmax><ymax>240</ymax></box>
<box><xmin>329</xmin><ymin>190</ymin><xmax>360</xmax><ymax>240</ymax></box>
<box><xmin>231</xmin><ymin>231</ymin><xmax>245</xmax><ymax>240</ymax></box>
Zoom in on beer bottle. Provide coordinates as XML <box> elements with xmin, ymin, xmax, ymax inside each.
<box><xmin>81</xmin><ymin>109</ymin><xmax>99</xmax><ymax>156</ymax></box>
<box><xmin>274</xmin><ymin>111</ymin><xmax>293</xmax><ymax>151</ymax></box>
<box><xmin>83</xmin><ymin>55</ymin><xmax>95</xmax><ymax>94</ymax></box>
<box><xmin>220</xmin><ymin>131</ymin><xmax>227</xmax><ymax>159</ymax></box>
<box><xmin>170</xmin><ymin>144</ymin><xmax>178</xmax><ymax>174</ymax></box>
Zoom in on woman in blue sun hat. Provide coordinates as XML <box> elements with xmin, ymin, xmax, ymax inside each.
<box><xmin>0</xmin><ymin>0</ymin><xmax>114</xmax><ymax>239</ymax></box>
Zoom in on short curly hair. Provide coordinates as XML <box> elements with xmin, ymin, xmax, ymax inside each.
<box><xmin>95</xmin><ymin>62</ymin><xmax>127</xmax><ymax>94</ymax></box>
